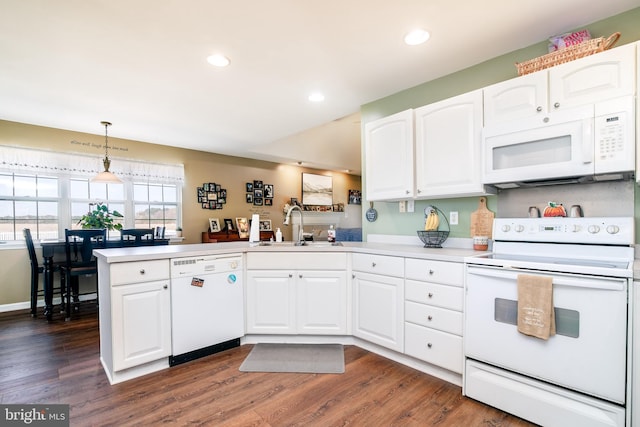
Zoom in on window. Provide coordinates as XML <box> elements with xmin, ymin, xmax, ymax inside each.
<box><xmin>0</xmin><ymin>146</ymin><xmax>184</xmax><ymax>242</ymax></box>
<box><xmin>0</xmin><ymin>173</ymin><xmax>59</xmax><ymax>240</ymax></box>
<box><xmin>133</xmin><ymin>183</ymin><xmax>178</xmax><ymax>234</ymax></box>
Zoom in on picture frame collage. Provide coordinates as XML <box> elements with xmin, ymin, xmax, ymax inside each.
<box><xmin>246</xmin><ymin>180</ymin><xmax>274</xmax><ymax>207</ymax></box>
<box><xmin>197</xmin><ymin>182</ymin><xmax>227</xmax><ymax>210</ymax></box>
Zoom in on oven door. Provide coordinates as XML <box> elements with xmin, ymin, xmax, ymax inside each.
<box><xmin>465</xmin><ymin>265</ymin><xmax>628</xmax><ymax>404</ymax></box>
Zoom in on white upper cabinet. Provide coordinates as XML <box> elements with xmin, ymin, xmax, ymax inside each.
<box><xmin>485</xmin><ymin>43</ymin><xmax>636</xmax><ymax>126</ymax></box>
<box><xmin>549</xmin><ymin>43</ymin><xmax>636</xmax><ymax>109</ymax></box>
<box><xmin>414</xmin><ymin>90</ymin><xmax>488</xmax><ymax>198</ymax></box>
<box><xmin>364</xmin><ymin>110</ymin><xmax>415</xmax><ymax>201</ymax></box>
<box><xmin>483</xmin><ymin>72</ymin><xmax>547</xmax><ymax>125</ymax></box>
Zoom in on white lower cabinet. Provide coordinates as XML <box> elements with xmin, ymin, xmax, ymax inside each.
<box><xmin>245</xmin><ymin>252</ymin><xmax>348</xmax><ymax>335</ymax></box>
<box><xmin>352</xmin><ymin>253</ymin><xmax>404</xmax><ymax>352</ymax></box>
<box><xmin>111</xmin><ymin>279</ymin><xmax>172</xmax><ymax>371</ymax></box>
<box><xmin>403</xmin><ymin>258</ymin><xmax>464</xmax><ymax>374</ymax></box>
<box><xmin>98</xmin><ymin>258</ymin><xmax>171</xmax><ymax>384</ymax></box>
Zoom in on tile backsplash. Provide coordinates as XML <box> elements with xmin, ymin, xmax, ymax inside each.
<box><xmin>496</xmin><ymin>179</ymin><xmax>634</xmax><ymax>218</ymax></box>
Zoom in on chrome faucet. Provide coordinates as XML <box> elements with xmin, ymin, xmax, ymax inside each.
<box><xmin>283</xmin><ymin>205</ymin><xmax>305</xmax><ymax>245</ymax></box>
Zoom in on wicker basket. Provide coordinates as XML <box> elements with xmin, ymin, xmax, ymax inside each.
<box><xmin>515</xmin><ymin>32</ymin><xmax>620</xmax><ymax>76</ymax></box>
<box><xmin>417</xmin><ymin>205</ymin><xmax>450</xmax><ymax>248</ymax></box>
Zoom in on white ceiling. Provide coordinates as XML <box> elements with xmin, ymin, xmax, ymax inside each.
<box><xmin>1</xmin><ymin>1</ymin><xmax>637</xmax><ymax>175</ymax></box>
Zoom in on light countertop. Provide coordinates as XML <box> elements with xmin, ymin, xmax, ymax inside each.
<box><xmin>94</xmin><ymin>241</ymin><xmax>486</xmax><ymax>264</ymax></box>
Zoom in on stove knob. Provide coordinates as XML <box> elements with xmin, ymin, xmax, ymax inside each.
<box><xmin>587</xmin><ymin>225</ymin><xmax>601</xmax><ymax>234</ymax></box>
<box><xmin>514</xmin><ymin>224</ymin><xmax>525</xmax><ymax>232</ymax></box>
<box><xmin>501</xmin><ymin>224</ymin><xmax>510</xmax><ymax>232</ymax></box>
<box><xmin>606</xmin><ymin>225</ymin><xmax>620</xmax><ymax>234</ymax></box>
<box><xmin>572</xmin><ymin>224</ymin><xmax>581</xmax><ymax>232</ymax></box>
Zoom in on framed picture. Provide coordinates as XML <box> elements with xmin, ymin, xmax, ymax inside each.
<box><xmin>246</xmin><ymin>182</ymin><xmax>253</xmax><ymax>192</ymax></box>
<box><xmin>224</xmin><ymin>218</ymin><xmax>234</xmax><ymax>231</ymax></box>
<box><xmin>259</xmin><ymin>219</ymin><xmax>272</xmax><ymax>231</ymax></box>
<box><xmin>236</xmin><ymin>217</ymin><xmax>249</xmax><ymax>238</ymax></box>
<box><xmin>246</xmin><ymin>193</ymin><xmax>253</xmax><ymax>203</ymax></box>
<box><xmin>253</xmin><ymin>180</ymin><xmax>263</xmax><ymax>189</ymax></box>
<box><xmin>253</xmin><ymin>197</ymin><xmax>263</xmax><ymax>206</ymax></box>
<box><xmin>264</xmin><ymin>198</ymin><xmax>273</xmax><ymax>206</ymax></box>
<box><xmin>264</xmin><ymin>184</ymin><xmax>274</xmax><ymax>198</ymax></box>
<box><xmin>290</xmin><ymin>197</ymin><xmax>299</xmax><ymax>206</ymax></box>
<box><xmin>254</xmin><ymin>189</ymin><xmax>263</xmax><ymax>198</ymax></box>
<box><xmin>209</xmin><ymin>218</ymin><xmax>221</xmax><ymax>232</ymax></box>
<box><xmin>302</xmin><ymin>173</ymin><xmax>332</xmax><ymax>206</ymax></box>
<box><xmin>348</xmin><ymin>189</ymin><xmax>362</xmax><ymax>205</ymax></box>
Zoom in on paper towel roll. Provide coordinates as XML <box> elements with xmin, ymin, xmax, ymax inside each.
<box><xmin>249</xmin><ymin>214</ymin><xmax>260</xmax><ymax>242</ymax></box>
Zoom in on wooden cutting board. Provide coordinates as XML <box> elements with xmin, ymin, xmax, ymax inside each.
<box><xmin>470</xmin><ymin>197</ymin><xmax>494</xmax><ymax>238</ymax></box>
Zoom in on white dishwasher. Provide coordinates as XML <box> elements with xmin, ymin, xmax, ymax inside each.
<box><xmin>169</xmin><ymin>254</ymin><xmax>244</xmax><ymax>366</ymax></box>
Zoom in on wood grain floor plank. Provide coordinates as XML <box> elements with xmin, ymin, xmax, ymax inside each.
<box><xmin>0</xmin><ymin>308</ymin><xmax>536</xmax><ymax>426</ymax></box>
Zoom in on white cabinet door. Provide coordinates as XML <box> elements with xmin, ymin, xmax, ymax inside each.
<box><xmin>112</xmin><ymin>280</ymin><xmax>171</xmax><ymax>371</ymax></box>
<box><xmin>353</xmin><ymin>271</ymin><xmax>404</xmax><ymax>352</ymax></box>
<box><xmin>297</xmin><ymin>270</ymin><xmax>347</xmax><ymax>335</ymax></box>
<box><xmin>246</xmin><ymin>270</ymin><xmax>296</xmax><ymax>334</ymax></box>
<box><xmin>414</xmin><ymin>90</ymin><xmax>486</xmax><ymax>198</ymax></box>
<box><xmin>549</xmin><ymin>43</ymin><xmax>636</xmax><ymax>110</ymax></box>
<box><xmin>483</xmin><ymin>72</ymin><xmax>548</xmax><ymax>125</ymax></box>
<box><xmin>364</xmin><ymin>109</ymin><xmax>415</xmax><ymax>200</ymax></box>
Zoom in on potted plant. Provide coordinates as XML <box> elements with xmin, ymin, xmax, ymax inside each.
<box><xmin>175</xmin><ymin>227</ymin><xmax>183</xmax><ymax>237</ymax></box>
<box><xmin>77</xmin><ymin>202</ymin><xmax>123</xmax><ymax>230</ymax></box>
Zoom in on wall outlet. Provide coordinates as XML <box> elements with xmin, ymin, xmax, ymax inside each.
<box><xmin>399</xmin><ymin>201</ymin><xmax>406</xmax><ymax>213</ymax></box>
<box><xmin>450</xmin><ymin>211</ymin><xmax>459</xmax><ymax>225</ymax></box>
<box><xmin>407</xmin><ymin>200</ymin><xmax>414</xmax><ymax>212</ymax></box>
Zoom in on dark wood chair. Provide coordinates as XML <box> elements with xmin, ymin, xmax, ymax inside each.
<box><xmin>121</xmin><ymin>228</ymin><xmax>155</xmax><ymax>246</ymax></box>
<box><xmin>23</xmin><ymin>228</ymin><xmax>64</xmax><ymax>318</ymax></box>
<box><xmin>62</xmin><ymin>229</ymin><xmax>106</xmax><ymax>320</ymax></box>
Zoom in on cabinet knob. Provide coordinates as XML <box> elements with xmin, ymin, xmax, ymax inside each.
<box><xmin>299</xmin><ymin>274</ymin><xmax>303</xmax><ymax>278</ymax></box>
<box><xmin>371</xmin><ymin>262</ymin><xmax>376</xmax><ymax>267</ymax></box>
<box><xmin>289</xmin><ymin>273</ymin><xmax>293</xmax><ymax>278</ymax></box>
<box><xmin>554</xmin><ymin>102</ymin><xmax>560</xmax><ymax>108</ymax></box>
<box><xmin>163</xmin><ymin>284</ymin><xmax>168</xmax><ymax>289</ymax></box>
<box><xmin>405</xmin><ymin>190</ymin><xmax>410</xmax><ymax>195</ymax></box>
<box><xmin>427</xmin><ymin>315</ymin><xmax>433</xmax><ymax>321</ymax></box>
<box><xmin>428</xmin><ymin>292</ymin><xmax>433</xmax><ymax>298</ymax></box>
<box><xmin>139</xmin><ymin>269</ymin><xmax>145</xmax><ymax>274</ymax></box>
<box><xmin>352</xmin><ymin>273</ymin><xmax>356</xmax><ymax>279</ymax></box>
<box><xmin>427</xmin><ymin>343</ymin><xmax>433</xmax><ymax>348</ymax></box>
<box><xmin>428</xmin><ymin>269</ymin><xmax>434</xmax><ymax>275</ymax></box>
<box><xmin>536</xmin><ymin>106</ymin><xmax>542</xmax><ymax>112</ymax></box>
<box><xmin>417</xmin><ymin>189</ymin><xmax>422</xmax><ymax>194</ymax></box>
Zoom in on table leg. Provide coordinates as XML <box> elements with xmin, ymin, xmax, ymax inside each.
<box><xmin>43</xmin><ymin>256</ymin><xmax>54</xmax><ymax>321</ymax></box>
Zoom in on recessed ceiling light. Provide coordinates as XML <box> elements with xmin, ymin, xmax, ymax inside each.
<box><xmin>207</xmin><ymin>54</ymin><xmax>230</xmax><ymax>67</ymax></box>
<box><xmin>308</xmin><ymin>92</ymin><xmax>325</xmax><ymax>102</ymax></box>
<box><xmin>404</xmin><ymin>29</ymin><xmax>430</xmax><ymax>46</ymax></box>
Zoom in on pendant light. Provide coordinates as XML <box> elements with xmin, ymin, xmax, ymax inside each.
<box><xmin>91</xmin><ymin>121</ymin><xmax>122</xmax><ymax>183</ymax></box>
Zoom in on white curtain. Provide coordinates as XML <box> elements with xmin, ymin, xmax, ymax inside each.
<box><xmin>0</xmin><ymin>145</ymin><xmax>184</xmax><ymax>184</ymax></box>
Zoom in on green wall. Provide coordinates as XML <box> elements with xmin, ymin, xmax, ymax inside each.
<box><xmin>360</xmin><ymin>7</ymin><xmax>640</xmax><ymax>240</ymax></box>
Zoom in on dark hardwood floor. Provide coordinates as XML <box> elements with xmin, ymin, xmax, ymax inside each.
<box><xmin>0</xmin><ymin>307</ymin><xmax>536</xmax><ymax>426</ymax></box>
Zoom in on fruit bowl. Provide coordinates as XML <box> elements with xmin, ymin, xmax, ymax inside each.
<box><xmin>417</xmin><ymin>230</ymin><xmax>449</xmax><ymax>248</ymax></box>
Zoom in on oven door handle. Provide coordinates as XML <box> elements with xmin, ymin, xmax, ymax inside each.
<box><xmin>466</xmin><ymin>266</ymin><xmax>626</xmax><ymax>291</ymax></box>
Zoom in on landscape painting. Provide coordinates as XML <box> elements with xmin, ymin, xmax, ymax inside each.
<box><xmin>302</xmin><ymin>173</ymin><xmax>332</xmax><ymax>206</ymax></box>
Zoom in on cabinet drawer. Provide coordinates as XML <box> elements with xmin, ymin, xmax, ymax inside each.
<box><xmin>405</xmin><ymin>280</ymin><xmax>463</xmax><ymax>311</ymax></box>
<box><xmin>352</xmin><ymin>253</ymin><xmax>404</xmax><ymax>277</ymax></box>
<box><xmin>110</xmin><ymin>260</ymin><xmax>170</xmax><ymax>286</ymax></box>
<box><xmin>405</xmin><ymin>258</ymin><xmax>463</xmax><ymax>286</ymax></box>
<box><xmin>405</xmin><ymin>301</ymin><xmax>462</xmax><ymax>335</ymax></box>
<box><xmin>404</xmin><ymin>322</ymin><xmax>463</xmax><ymax>373</ymax></box>
<box><xmin>247</xmin><ymin>252</ymin><xmax>347</xmax><ymax>270</ymax></box>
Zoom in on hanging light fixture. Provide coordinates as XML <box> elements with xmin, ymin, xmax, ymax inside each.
<box><xmin>92</xmin><ymin>121</ymin><xmax>122</xmax><ymax>183</ymax></box>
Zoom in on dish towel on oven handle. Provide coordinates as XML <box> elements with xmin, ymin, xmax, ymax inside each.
<box><xmin>517</xmin><ymin>274</ymin><xmax>556</xmax><ymax>340</ymax></box>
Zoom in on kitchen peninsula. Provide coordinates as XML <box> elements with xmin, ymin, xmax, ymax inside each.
<box><xmin>94</xmin><ymin>241</ymin><xmax>478</xmax><ymax>385</ymax></box>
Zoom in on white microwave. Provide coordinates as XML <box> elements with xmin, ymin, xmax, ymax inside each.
<box><xmin>482</xmin><ymin>96</ymin><xmax>635</xmax><ymax>187</ymax></box>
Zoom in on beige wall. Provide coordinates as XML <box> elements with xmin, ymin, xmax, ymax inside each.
<box><xmin>0</xmin><ymin>120</ymin><xmax>361</xmax><ymax>308</ymax></box>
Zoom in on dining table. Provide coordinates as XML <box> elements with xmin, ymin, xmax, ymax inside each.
<box><xmin>40</xmin><ymin>238</ymin><xmax>169</xmax><ymax>320</ymax></box>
